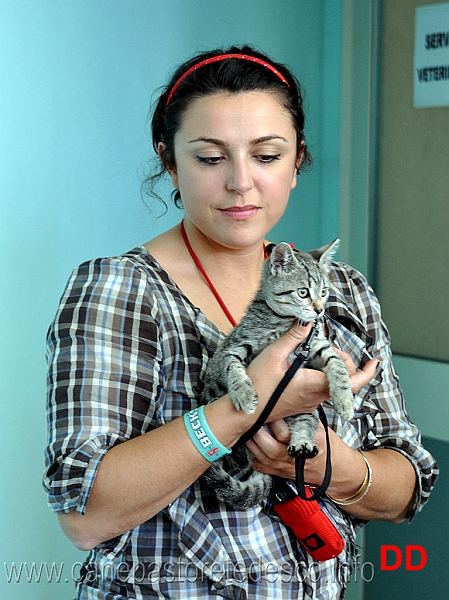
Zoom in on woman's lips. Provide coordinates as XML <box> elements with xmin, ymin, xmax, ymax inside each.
<box><xmin>219</xmin><ymin>205</ymin><xmax>260</xmax><ymax>220</ymax></box>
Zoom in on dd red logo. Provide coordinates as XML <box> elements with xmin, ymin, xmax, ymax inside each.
<box><xmin>380</xmin><ymin>545</ymin><xmax>427</xmax><ymax>571</ymax></box>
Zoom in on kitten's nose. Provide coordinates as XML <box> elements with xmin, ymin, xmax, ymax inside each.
<box><xmin>313</xmin><ymin>301</ymin><xmax>324</xmax><ymax>316</ymax></box>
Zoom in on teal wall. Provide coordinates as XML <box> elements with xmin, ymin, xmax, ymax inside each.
<box><xmin>0</xmin><ymin>2</ymin><xmax>343</xmax><ymax>598</ymax></box>
<box><xmin>363</xmin><ymin>358</ymin><xmax>448</xmax><ymax>600</ymax></box>
<box><xmin>364</xmin><ymin>436</ymin><xmax>448</xmax><ymax>600</ymax></box>
<box><xmin>393</xmin><ymin>356</ymin><xmax>449</xmax><ymax>445</ymax></box>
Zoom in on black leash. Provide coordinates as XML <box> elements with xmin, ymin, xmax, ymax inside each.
<box><xmin>295</xmin><ymin>404</ymin><xmax>332</xmax><ymax>501</ymax></box>
<box><xmin>234</xmin><ymin>320</ymin><xmax>332</xmax><ymax>502</ymax></box>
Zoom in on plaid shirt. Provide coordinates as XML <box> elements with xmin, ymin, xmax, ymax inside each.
<box><xmin>44</xmin><ymin>245</ymin><xmax>438</xmax><ymax>599</ymax></box>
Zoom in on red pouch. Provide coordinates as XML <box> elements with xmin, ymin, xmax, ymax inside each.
<box><xmin>272</xmin><ymin>481</ymin><xmax>345</xmax><ymax>561</ymax></box>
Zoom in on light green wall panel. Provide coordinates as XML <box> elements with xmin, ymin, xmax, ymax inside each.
<box><xmin>338</xmin><ymin>0</ymin><xmax>379</xmax><ymax>278</ymax></box>
<box><xmin>376</xmin><ymin>0</ymin><xmax>449</xmax><ymax>362</ymax></box>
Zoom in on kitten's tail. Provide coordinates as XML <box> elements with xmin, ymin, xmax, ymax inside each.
<box><xmin>203</xmin><ymin>463</ymin><xmax>272</xmax><ymax>509</ymax></box>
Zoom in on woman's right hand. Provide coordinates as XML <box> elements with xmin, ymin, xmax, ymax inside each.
<box><xmin>246</xmin><ymin>321</ymin><xmax>378</xmax><ymax>424</ymax></box>
<box><xmin>246</xmin><ymin>321</ymin><xmax>330</xmax><ymax>422</ymax></box>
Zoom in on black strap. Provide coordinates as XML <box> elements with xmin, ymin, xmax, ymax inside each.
<box><xmin>295</xmin><ymin>405</ymin><xmax>332</xmax><ymax>501</ymax></box>
<box><xmin>235</xmin><ymin>349</ymin><xmax>311</xmax><ymax>448</ymax></box>
<box><xmin>234</xmin><ymin>321</ymin><xmax>333</xmax><ymax>501</ymax></box>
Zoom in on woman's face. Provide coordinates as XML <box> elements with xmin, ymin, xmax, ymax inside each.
<box><xmin>165</xmin><ymin>91</ymin><xmax>300</xmax><ymax>250</ymax></box>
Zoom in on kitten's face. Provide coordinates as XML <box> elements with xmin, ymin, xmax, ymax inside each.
<box><xmin>263</xmin><ymin>241</ymin><xmax>337</xmax><ymax>321</ymax></box>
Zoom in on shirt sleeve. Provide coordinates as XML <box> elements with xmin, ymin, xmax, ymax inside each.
<box><xmin>362</xmin><ymin>324</ymin><xmax>438</xmax><ymax>519</ymax></box>
<box><xmin>329</xmin><ymin>263</ymin><xmax>439</xmax><ymax>519</ymax></box>
<box><xmin>43</xmin><ymin>256</ymin><xmax>164</xmax><ymax>514</ymax></box>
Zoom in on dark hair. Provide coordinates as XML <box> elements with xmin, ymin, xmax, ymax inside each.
<box><xmin>142</xmin><ymin>45</ymin><xmax>312</xmax><ymax>209</ymax></box>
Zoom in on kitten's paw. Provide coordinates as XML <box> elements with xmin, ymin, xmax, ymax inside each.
<box><xmin>230</xmin><ymin>380</ymin><xmax>258</xmax><ymax>414</ymax></box>
<box><xmin>287</xmin><ymin>442</ymin><xmax>319</xmax><ymax>459</ymax></box>
<box><xmin>334</xmin><ymin>393</ymin><xmax>354</xmax><ymax>421</ymax></box>
<box><xmin>340</xmin><ymin>405</ymin><xmax>354</xmax><ymax>421</ymax></box>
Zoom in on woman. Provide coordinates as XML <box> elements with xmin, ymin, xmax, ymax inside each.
<box><xmin>44</xmin><ymin>46</ymin><xmax>438</xmax><ymax>599</ymax></box>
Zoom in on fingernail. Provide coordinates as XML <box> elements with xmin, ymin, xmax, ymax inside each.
<box><xmin>296</xmin><ymin>320</ymin><xmax>309</xmax><ymax>332</ymax></box>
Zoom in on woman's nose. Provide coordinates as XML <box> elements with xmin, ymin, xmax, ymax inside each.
<box><xmin>226</xmin><ymin>158</ymin><xmax>254</xmax><ymax>194</ymax></box>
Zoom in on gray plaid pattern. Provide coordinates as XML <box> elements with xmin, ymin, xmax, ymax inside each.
<box><xmin>44</xmin><ymin>246</ymin><xmax>438</xmax><ymax>599</ymax></box>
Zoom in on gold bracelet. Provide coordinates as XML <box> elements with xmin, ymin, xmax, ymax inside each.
<box><xmin>328</xmin><ymin>451</ymin><xmax>373</xmax><ymax>506</ymax></box>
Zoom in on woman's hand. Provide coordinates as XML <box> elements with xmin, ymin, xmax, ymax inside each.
<box><xmin>246</xmin><ymin>321</ymin><xmax>378</xmax><ymax>426</ymax></box>
<box><xmin>246</xmin><ymin>340</ymin><xmax>416</xmax><ymax>523</ymax></box>
<box><xmin>247</xmin><ymin>417</ymin><xmax>344</xmax><ymax>482</ymax></box>
<box><xmin>246</xmin><ymin>331</ymin><xmax>379</xmax><ymax>481</ymax></box>
<box><xmin>248</xmin><ymin>418</ymin><xmax>357</xmax><ymax>486</ymax></box>
<box><xmin>246</xmin><ymin>322</ymin><xmax>328</xmax><ymax>423</ymax></box>
<box><xmin>247</xmin><ymin>419</ymin><xmax>297</xmax><ymax>480</ymax></box>
<box><xmin>250</xmin><ymin>418</ymin><xmax>416</xmax><ymax>523</ymax></box>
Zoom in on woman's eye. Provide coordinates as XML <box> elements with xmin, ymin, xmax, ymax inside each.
<box><xmin>298</xmin><ymin>288</ymin><xmax>308</xmax><ymax>298</ymax></box>
<box><xmin>196</xmin><ymin>156</ymin><xmax>223</xmax><ymax>165</ymax></box>
<box><xmin>256</xmin><ymin>154</ymin><xmax>281</xmax><ymax>163</ymax></box>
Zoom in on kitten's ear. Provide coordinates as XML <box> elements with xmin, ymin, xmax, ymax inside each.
<box><xmin>309</xmin><ymin>239</ymin><xmax>339</xmax><ymax>265</ymax></box>
<box><xmin>270</xmin><ymin>242</ymin><xmax>296</xmax><ymax>275</ymax></box>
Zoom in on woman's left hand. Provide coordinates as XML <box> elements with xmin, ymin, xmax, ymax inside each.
<box><xmin>247</xmin><ymin>350</ymin><xmax>379</xmax><ymax>482</ymax></box>
<box><xmin>248</xmin><ymin>418</ymin><xmax>355</xmax><ymax>490</ymax></box>
<box><xmin>247</xmin><ymin>419</ymin><xmax>297</xmax><ymax>479</ymax></box>
<box><xmin>248</xmin><ymin>352</ymin><xmax>416</xmax><ymax>523</ymax></box>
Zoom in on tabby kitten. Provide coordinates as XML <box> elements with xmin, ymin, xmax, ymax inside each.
<box><xmin>200</xmin><ymin>241</ymin><xmax>354</xmax><ymax>509</ymax></box>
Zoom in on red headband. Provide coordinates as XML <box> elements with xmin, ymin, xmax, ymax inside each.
<box><xmin>166</xmin><ymin>53</ymin><xmax>290</xmax><ymax>106</ymax></box>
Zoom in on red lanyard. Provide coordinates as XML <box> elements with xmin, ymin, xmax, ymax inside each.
<box><xmin>180</xmin><ymin>221</ymin><xmax>268</xmax><ymax>328</ymax></box>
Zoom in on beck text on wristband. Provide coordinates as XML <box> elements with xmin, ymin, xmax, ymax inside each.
<box><xmin>184</xmin><ymin>405</ymin><xmax>232</xmax><ymax>462</ymax></box>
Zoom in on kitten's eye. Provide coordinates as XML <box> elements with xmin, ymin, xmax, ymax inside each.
<box><xmin>321</xmin><ymin>288</ymin><xmax>328</xmax><ymax>297</ymax></box>
<box><xmin>298</xmin><ymin>288</ymin><xmax>309</xmax><ymax>298</ymax></box>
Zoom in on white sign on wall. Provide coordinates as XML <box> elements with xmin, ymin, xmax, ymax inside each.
<box><xmin>414</xmin><ymin>2</ymin><xmax>449</xmax><ymax>108</ymax></box>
